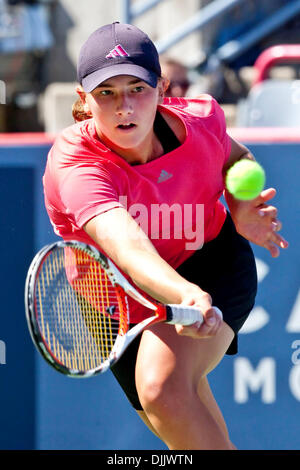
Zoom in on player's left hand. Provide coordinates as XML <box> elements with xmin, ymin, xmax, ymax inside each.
<box><xmin>174</xmin><ymin>290</ymin><xmax>223</xmax><ymax>339</ymax></box>
<box><xmin>228</xmin><ymin>187</ymin><xmax>289</xmax><ymax>257</ymax></box>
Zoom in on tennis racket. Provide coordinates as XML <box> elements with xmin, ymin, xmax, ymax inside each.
<box><xmin>25</xmin><ymin>240</ymin><xmax>221</xmax><ymax>378</ymax></box>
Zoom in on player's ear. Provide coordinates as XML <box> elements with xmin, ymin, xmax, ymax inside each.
<box><xmin>157</xmin><ymin>77</ymin><xmax>169</xmax><ymax>103</ymax></box>
<box><xmin>76</xmin><ymin>85</ymin><xmax>92</xmax><ymax>115</ymax></box>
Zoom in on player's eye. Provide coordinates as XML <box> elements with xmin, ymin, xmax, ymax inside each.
<box><xmin>132</xmin><ymin>86</ymin><xmax>144</xmax><ymax>93</ymax></box>
<box><xmin>99</xmin><ymin>89</ymin><xmax>113</xmax><ymax>96</ymax></box>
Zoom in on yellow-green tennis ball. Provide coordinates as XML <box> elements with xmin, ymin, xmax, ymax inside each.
<box><xmin>226</xmin><ymin>159</ymin><xmax>265</xmax><ymax>200</ymax></box>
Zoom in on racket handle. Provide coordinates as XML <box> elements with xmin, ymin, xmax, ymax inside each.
<box><xmin>166</xmin><ymin>304</ymin><xmax>203</xmax><ymax>326</ymax></box>
<box><xmin>166</xmin><ymin>305</ymin><xmax>223</xmax><ymax>326</ymax></box>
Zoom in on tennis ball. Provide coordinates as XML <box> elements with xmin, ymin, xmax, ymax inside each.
<box><xmin>226</xmin><ymin>159</ymin><xmax>265</xmax><ymax>200</ymax></box>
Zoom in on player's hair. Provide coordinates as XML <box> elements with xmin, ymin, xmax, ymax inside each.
<box><xmin>72</xmin><ymin>98</ymin><xmax>91</xmax><ymax>122</ymax></box>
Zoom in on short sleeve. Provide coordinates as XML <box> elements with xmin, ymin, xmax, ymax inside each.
<box><xmin>175</xmin><ymin>95</ymin><xmax>232</xmax><ymax>163</ymax></box>
<box><xmin>59</xmin><ymin>162</ymin><xmax>124</xmax><ymax>228</ymax></box>
<box><xmin>210</xmin><ymin>97</ymin><xmax>231</xmax><ymax>163</ymax></box>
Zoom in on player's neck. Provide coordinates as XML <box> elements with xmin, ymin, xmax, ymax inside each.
<box><xmin>104</xmin><ymin>130</ymin><xmax>164</xmax><ymax>166</ymax></box>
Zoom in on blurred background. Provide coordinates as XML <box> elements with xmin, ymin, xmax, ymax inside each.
<box><xmin>0</xmin><ymin>0</ymin><xmax>300</xmax><ymax>450</ymax></box>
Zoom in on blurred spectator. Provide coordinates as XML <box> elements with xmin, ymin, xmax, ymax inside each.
<box><xmin>160</xmin><ymin>57</ymin><xmax>191</xmax><ymax>97</ymax></box>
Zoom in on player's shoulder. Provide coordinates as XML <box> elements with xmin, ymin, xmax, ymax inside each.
<box><xmin>51</xmin><ymin>118</ymin><xmax>107</xmax><ymax>162</ymax></box>
<box><xmin>162</xmin><ymin>94</ymin><xmax>221</xmax><ymax>119</ymax></box>
<box><xmin>54</xmin><ymin>119</ymin><xmax>92</xmax><ymax>147</ymax></box>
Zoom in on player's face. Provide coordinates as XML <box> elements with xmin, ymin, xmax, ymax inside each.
<box><xmin>84</xmin><ymin>75</ymin><xmax>163</xmax><ymax>162</ymax></box>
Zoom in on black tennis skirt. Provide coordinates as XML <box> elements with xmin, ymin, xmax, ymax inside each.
<box><xmin>111</xmin><ymin>212</ymin><xmax>258</xmax><ymax>410</ymax></box>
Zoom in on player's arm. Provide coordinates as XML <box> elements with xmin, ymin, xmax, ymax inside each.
<box><xmin>224</xmin><ymin>138</ymin><xmax>288</xmax><ymax>257</ymax></box>
<box><xmin>223</xmin><ymin>138</ymin><xmax>255</xmax><ymax>174</ymax></box>
<box><xmin>84</xmin><ymin>208</ymin><xmax>222</xmax><ymax>337</ymax></box>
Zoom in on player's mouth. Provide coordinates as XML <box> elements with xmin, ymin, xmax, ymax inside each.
<box><xmin>116</xmin><ymin>123</ymin><xmax>136</xmax><ymax>132</ymax></box>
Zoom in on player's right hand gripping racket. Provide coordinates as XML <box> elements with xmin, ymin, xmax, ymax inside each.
<box><xmin>25</xmin><ymin>241</ymin><xmax>222</xmax><ymax>378</ymax></box>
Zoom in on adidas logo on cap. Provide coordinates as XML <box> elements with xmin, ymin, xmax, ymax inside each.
<box><xmin>106</xmin><ymin>44</ymin><xmax>129</xmax><ymax>59</ymax></box>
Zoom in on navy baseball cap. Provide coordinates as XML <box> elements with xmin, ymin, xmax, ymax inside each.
<box><xmin>77</xmin><ymin>22</ymin><xmax>161</xmax><ymax>92</ymax></box>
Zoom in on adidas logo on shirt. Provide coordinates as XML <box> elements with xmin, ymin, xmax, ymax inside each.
<box><xmin>157</xmin><ymin>170</ymin><xmax>173</xmax><ymax>183</ymax></box>
<box><xmin>106</xmin><ymin>44</ymin><xmax>130</xmax><ymax>59</ymax></box>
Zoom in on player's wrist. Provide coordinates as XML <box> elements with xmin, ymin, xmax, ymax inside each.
<box><xmin>178</xmin><ymin>283</ymin><xmax>212</xmax><ymax>307</ymax></box>
<box><xmin>225</xmin><ymin>191</ymin><xmax>251</xmax><ymax>224</ymax></box>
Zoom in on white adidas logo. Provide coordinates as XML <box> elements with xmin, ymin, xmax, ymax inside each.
<box><xmin>157</xmin><ymin>170</ymin><xmax>173</xmax><ymax>183</ymax></box>
<box><xmin>106</xmin><ymin>44</ymin><xmax>129</xmax><ymax>59</ymax></box>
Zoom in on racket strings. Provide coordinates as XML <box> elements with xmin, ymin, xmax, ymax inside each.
<box><xmin>34</xmin><ymin>246</ymin><xmax>129</xmax><ymax>372</ymax></box>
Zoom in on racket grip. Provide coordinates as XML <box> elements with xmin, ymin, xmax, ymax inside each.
<box><xmin>166</xmin><ymin>305</ymin><xmax>223</xmax><ymax>326</ymax></box>
<box><xmin>166</xmin><ymin>304</ymin><xmax>203</xmax><ymax>326</ymax></box>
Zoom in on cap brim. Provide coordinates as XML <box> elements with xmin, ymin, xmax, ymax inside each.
<box><xmin>81</xmin><ymin>63</ymin><xmax>158</xmax><ymax>92</ymax></box>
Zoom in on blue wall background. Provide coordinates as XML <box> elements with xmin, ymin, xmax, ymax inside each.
<box><xmin>0</xmin><ymin>134</ymin><xmax>299</xmax><ymax>450</ymax></box>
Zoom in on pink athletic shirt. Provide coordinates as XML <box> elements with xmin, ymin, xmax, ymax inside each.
<box><xmin>44</xmin><ymin>95</ymin><xmax>231</xmax><ymax>322</ymax></box>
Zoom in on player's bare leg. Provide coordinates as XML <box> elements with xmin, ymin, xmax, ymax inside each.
<box><xmin>136</xmin><ymin>410</ymin><xmax>161</xmax><ymax>439</ymax></box>
<box><xmin>135</xmin><ymin>321</ymin><xmax>235</xmax><ymax>450</ymax></box>
<box><xmin>136</xmin><ymin>377</ymin><xmax>236</xmax><ymax>447</ymax></box>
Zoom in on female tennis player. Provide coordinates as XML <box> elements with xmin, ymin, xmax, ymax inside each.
<box><xmin>43</xmin><ymin>22</ymin><xmax>288</xmax><ymax>450</ymax></box>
